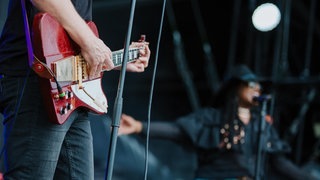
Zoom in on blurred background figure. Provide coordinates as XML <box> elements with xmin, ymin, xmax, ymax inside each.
<box><xmin>119</xmin><ymin>64</ymin><xmax>318</xmax><ymax>180</ymax></box>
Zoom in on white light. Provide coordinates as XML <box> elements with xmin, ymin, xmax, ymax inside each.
<box><xmin>252</xmin><ymin>3</ymin><xmax>281</xmax><ymax>32</ymax></box>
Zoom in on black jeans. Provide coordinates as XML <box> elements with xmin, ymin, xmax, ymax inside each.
<box><xmin>0</xmin><ymin>75</ymin><xmax>94</xmax><ymax>179</ymax></box>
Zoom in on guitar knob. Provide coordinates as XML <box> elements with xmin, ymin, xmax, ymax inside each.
<box><xmin>59</xmin><ymin>106</ymin><xmax>67</xmax><ymax>115</ymax></box>
<box><xmin>65</xmin><ymin>90</ymin><xmax>73</xmax><ymax>99</ymax></box>
<box><xmin>66</xmin><ymin>103</ymin><xmax>72</xmax><ymax>110</ymax></box>
<box><xmin>68</xmin><ymin>91</ymin><xmax>73</xmax><ymax>98</ymax></box>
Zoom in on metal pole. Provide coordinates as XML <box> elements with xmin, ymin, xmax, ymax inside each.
<box><xmin>165</xmin><ymin>0</ymin><xmax>200</xmax><ymax>111</ymax></box>
<box><xmin>227</xmin><ymin>0</ymin><xmax>242</xmax><ymax>74</ymax></box>
<box><xmin>106</xmin><ymin>0</ymin><xmax>136</xmax><ymax>179</ymax></box>
<box><xmin>0</xmin><ymin>0</ymin><xmax>9</xmax><ymax>32</ymax></box>
<box><xmin>255</xmin><ymin>100</ymin><xmax>268</xmax><ymax>180</ymax></box>
<box><xmin>189</xmin><ymin>0</ymin><xmax>220</xmax><ymax>93</ymax></box>
<box><xmin>279</xmin><ymin>0</ymin><xmax>292</xmax><ymax>77</ymax></box>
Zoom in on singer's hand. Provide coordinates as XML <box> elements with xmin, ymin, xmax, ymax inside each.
<box><xmin>118</xmin><ymin>114</ymin><xmax>143</xmax><ymax>135</ymax></box>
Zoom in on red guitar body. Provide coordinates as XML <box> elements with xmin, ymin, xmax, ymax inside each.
<box><xmin>32</xmin><ymin>13</ymin><xmax>108</xmax><ymax>124</ymax></box>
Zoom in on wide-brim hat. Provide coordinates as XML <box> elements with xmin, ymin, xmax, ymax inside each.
<box><xmin>210</xmin><ymin>64</ymin><xmax>261</xmax><ymax>107</ymax></box>
<box><xmin>225</xmin><ymin>64</ymin><xmax>258</xmax><ymax>82</ymax></box>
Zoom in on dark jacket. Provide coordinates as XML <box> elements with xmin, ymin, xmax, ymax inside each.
<box><xmin>142</xmin><ymin>107</ymin><xmax>312</xmax><ymax>179</ymax></box>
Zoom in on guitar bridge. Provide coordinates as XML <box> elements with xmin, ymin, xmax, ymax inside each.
<box><xmin>52</xmin><ymin>55</ymin><xmax>89</xmax><ymax>82</ymax></box>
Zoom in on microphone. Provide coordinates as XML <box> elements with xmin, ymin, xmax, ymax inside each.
<box><xmin>253</xmin><ymin>94</ymin><xmax>272</xmax><ymax>102</ymax></box>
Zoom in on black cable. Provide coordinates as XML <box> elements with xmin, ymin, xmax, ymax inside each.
<box><xmin>53</xmin><ymin>76</ymin><xmax>65</xmax><ymax>98</ymax></box>
<box><xmin>144</xmin><ymin>0</ymin><xmax>167</xmax><ymax>179</ymax></box>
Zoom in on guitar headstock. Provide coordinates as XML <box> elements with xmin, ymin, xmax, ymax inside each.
<box><xmin>137</xmin><ymin>34</ymin><xmax>149</xmax><ymax>49</ymax></box>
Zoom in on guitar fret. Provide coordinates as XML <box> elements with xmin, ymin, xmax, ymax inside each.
<box><xmin>112</xmin><ymin>48</ymin><xmax>139</xmax><ymax>67</ymax></box>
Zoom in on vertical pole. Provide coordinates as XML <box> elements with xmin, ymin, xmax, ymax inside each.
<box><xmin>226</xmin><ymin>0</ymin><xmax>242</xmax><ymax>74</ymax></box>
<box><xmin>189</xmin><ymin>0</ymin><xmax>220</xmax><ymax>93</ymax></box>
<box><xmin>254</xmin><ymin>100</ymin><xmax>268</xmax><ymax>180</ymax></box>
<box><xmin>166</xmin><ymin>0</ymin><xmax>200</xmax><ymax>111</ymax></box>
<box><xmin>278</xmin><ymin>0</ymin><xmax>292</xmax><ymax>77</ymax></box>
<box><xmin>0</xmin><ymin>0</ymin><xmax>9</xmax><ymax>31</ymax></box>
<box><xmin>243</xmin><ymin>0</ymin><xmax>257</xmax><ymax>66</ymax></box>
<box><xmin>302</xmin><ymin>0</ymin><xmax>316</xmax><ymax>77</ymax></box>
<box><xmin>295</xmin><ymin>0</ymin><xmax>317</xmax><ymax>164</ymax></box>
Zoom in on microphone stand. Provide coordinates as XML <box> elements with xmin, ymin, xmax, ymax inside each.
<box><xmin>105</xmin><ymin>0</ymin><xmax>136</xmax><ymax>179</ymax></box>
<box><xmin>254</xmin><ymin>99</ymin><xmax>268</xmax><ymax>180</ymax></box>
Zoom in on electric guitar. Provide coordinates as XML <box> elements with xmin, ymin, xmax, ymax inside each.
<box><xmin>32</xmin><ymin>13</ymin><xmax>146</xmax><ymax>124</ymax></box>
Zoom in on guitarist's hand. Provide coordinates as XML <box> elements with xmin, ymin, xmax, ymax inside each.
<box><xmin>125</xmin><ymin>42</ymin><xmax>150</xmax><ymax>72</ymax></box>
<box><xmin>31</xmin><ymin>0</ymin><xmax>115</xmax><ymax>80</ymax></box>
<box><xmin>81</xmin><ymin>37</ymin><xmax>114</xmax><ymax>79</ymax></box>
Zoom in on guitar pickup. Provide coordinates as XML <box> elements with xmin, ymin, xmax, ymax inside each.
<box><xmin>52</xmin><ymin>55</ymin><xmax>89</xmax><ymax>82</ymax></box>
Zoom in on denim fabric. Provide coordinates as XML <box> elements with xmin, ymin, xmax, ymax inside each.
<box><xmin>0</xmin><ymin>75</ymin><xmax>94</xmax><ymax>180</ymax></box>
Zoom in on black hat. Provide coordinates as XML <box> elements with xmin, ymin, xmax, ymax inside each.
<box><xmin>210</xmin><ymin>64</ymin><xmax>258</xmax><ymax>107</ymax></box>
<box><xmin>225</xmin><ymin>64</ymin><xmax>258</xmax><ymax>82</ymax></box>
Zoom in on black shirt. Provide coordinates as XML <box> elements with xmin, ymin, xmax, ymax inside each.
<box><xmin>0</xmin><ymin>0</ymin><xmax>92</xmax><ymax>76</ymax></box>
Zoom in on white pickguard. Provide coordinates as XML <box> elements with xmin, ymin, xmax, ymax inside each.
<box><xmin>71</xmin><ymin>79</ymin><xmax>108</xmax><ymax>113</ymax></box>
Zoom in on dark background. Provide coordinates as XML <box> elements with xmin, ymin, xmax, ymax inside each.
<box><xmin>92</xmin><ymin>0</ymin><xmax>320</xmax><ymax>179</ymax></box>
<box><xmin>1</xmin><ymin>0</ymin><xmax>320</xmax><ymax>179</ymax></box>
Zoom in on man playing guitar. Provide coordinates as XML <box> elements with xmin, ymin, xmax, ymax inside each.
<box><xmin>0</xmin><ymin>0</ymin><xmax>150</xmax><ymax>179</ymax></box>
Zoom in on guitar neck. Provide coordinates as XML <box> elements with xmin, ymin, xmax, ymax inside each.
<box><xmin>110</xmin><ymin>48</ymin><xmax>140</xmax><ymax>68</ymax></box>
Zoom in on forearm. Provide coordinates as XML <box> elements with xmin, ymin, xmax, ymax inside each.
<box><xmin>30</xmin><ymin>0</ymin><xmax>96</xmax><ymax>50</ymax></box>
<box><xmin>141</xmin><ymin>122</ymin><xmax>188</xmax><ymax>142</ymax></box>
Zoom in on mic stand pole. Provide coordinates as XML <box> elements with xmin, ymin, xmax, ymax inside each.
<box><xmin>254</xmin><ymin>100</ymin><xmax>267</xmax><ymax>180</ymax></box>
<box><xmin>106</xmin><ymin>0</ymin><xmax>136</xmax><ymax>179</ymax></box>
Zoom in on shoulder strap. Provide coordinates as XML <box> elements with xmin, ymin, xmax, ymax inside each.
<box><xmin>20</xmin><ymin>1</ymin><xmax>54</xmax><ymax>79</ymax></box>
<box><xmin>20</xmin><ymin>0</ymin><xmax>34</xmax><ymax>68</ymax></box>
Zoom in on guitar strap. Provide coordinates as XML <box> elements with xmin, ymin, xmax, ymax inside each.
<box><xmin>20</xmin><ymin>0</ymin><xmax>54</xmax><ymax>79</ymax></box>
<box><xmin>20</xmin><ymin>0</ymin><xmax>34</xmax><ymax>68</ymax></box>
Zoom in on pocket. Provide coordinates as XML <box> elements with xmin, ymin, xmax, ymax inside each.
<box><xmin>0</xmin><ymin>77</ymin><xmax>22</xmax><ymax>107</ymax></box>
<box><xmin>0</xmin><ymin>77</ymin><xmax>25</xmax><ymax>124</ymax></box>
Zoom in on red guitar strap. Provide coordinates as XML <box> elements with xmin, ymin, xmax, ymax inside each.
<box><xmin>20</xmin><ymin>0</ymin><xmax>53</xmax><ymax>79</ymax></box>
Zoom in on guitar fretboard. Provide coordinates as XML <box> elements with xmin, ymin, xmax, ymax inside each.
<box><xmin>112</xmin><ymin>48</ymin><xmax>140</xmax><ymax>67</ymax></box>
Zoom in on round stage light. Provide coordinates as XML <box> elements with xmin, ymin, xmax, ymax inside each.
<box><xmin>252</xmin><ymin>3</ymin><xmax>281</xmax><ymax>32</ymax></box>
